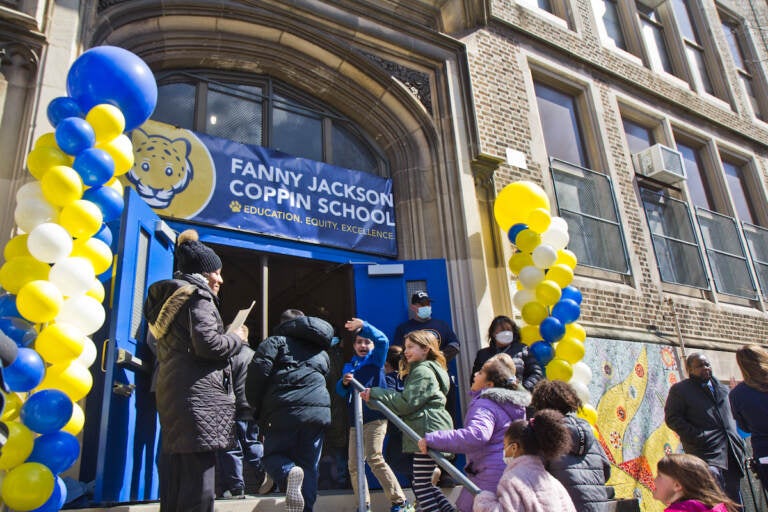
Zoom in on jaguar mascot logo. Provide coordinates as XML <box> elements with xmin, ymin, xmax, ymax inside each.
<box><xmin>122</xmin><ymin>120</ymin><xmax>215</xmax><ymax>218</ymax></box>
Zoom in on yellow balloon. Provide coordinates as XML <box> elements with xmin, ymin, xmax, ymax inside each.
<box><xmin>1</xmin><ymin>462</ymin><xmax>55</xmax><ymax>510</ymax></box>
<box><xmin>105</xmin><ymin>176</ymin><xmax>125</xmax><ymax>196</ymax></box>
<box><xmin>0</xmin><ymin>422</ymin><xmax>35</xmax><ymax>470</ymax></box>
<box><xmin>555</xmin><ymin>249</ymin><xmax>578</xmax><ymax>269</ymax></box>
<box><xmin>40</xmin><ymin>165</ymin><xmax>83</xmax><ymax>207</ymax></box>
<box><xmin>1</xmin><ymin>392</ymin><xmax>24</xmax><ymax>422</ymax></box>
<box><xmin>86</xmin><ymin>278</ymin><xmax>105</xmax><ymax>302</ymax></box>
<box><xmin>535</xmin><ymin>280</ymin><xmax>562</xmax><ymax>306</ymax></box>
<box><xmin>35</xmin><ymin>322</ymin><xmax>86</xmax><ymax>363</ymax></box>
<box><xmin>546</xmin><ymin>358</ymin><xmax>573</xmax><ymax>382</ymax></box>
<box><xmin>62</xmin><ymin>401</ymin><xmax>85</xmax><ymax>435</ymax></box>
<box><xmin>493</xmin><ymin>181</ymin><xmax>551</xmax><ymax>232</ymax></box>
<box><xmin>59</xmin><ymin>199</ymin><xmax>103</xmax><ymax>239</ymax></box>
<box><xmin>33</xmin><ymin>132</ymin><xmax>58</xmax><ymax>149</ymax></box>
<box><xmin>26</xmin><ymin>146</ymin><xmax>72</xmax><ymax>181</ymax></box>
<box><xmin>3</xmin><ymin>234</ymin><xmax>31</xmax><ymax>260</ymax></box>
<box><xmin>97</xmin><ymin>134</ymin><xmax>134</xmax><ymax>176</ymax></box>
<box><xmin>578</xmin><ymin>404</ymin><xmax>598</xmax><ymax>426</ymax></box>
<box><xmin>555</xmin><ymin>337</ymin><xmax>585</xmax><ymax>364</ymax></box>
<box><xmin>86</xmin><ymin>104</ymin><xmax>126</xmax><ymax>143</ymax></box>
<box><xmin>520</xmin><ymin>324</ymin><xmax>541</xmax><ymax>346</ymax></box>
<box><xmin>565</xmin><ymin>322</ymin><xmax>587</xmax><ymax>342</ymax></box>
<box><xmin>0</xmin><ymin>257</ymin><xmax>51</xmax><ymax>295</ymax></box>
<box><xmin>71</xmin><ymin>237</ymin><xmax>113</xmax><ymax>275</ymax></box>
<box><xmin>17</xmin><ymin>280</ymin><xmax>63</xmax><ymax>324</ymax></box>
<box><xmin>514</xmin><ymin>229</ymin><xmax>541</xmax><ymax>254</ymax></box>
<box><xmin>527</xmin><ymin>207</ymin><xmax>552</xmax><ymax>234</ymax></box>
<box><xmin>545</xmin><ymin>263</ymin><xmax>574</xmax><ymax>288</ymax></box>
<box><xmin>37</xmin><ymin>360</ymin><xmax>93</xmax><ymax>401</ymax></box>
<box><xmin>521</xmin><ymin>301</ymin><xmax>548</xmax><ymax>326</ymax></box>
<box><xmin>508</xmin><ymin>252</ymin><xmax>534</xmax><ymax>275</ymax></box>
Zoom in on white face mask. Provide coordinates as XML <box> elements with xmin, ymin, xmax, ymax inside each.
<box><xmin>503</xmin><ymin>455</ymin><xmax>515</xmax><ymax>465</ymax></box>
<box><xmin>495</xmin><ymin>330</ymin><xmax>515</xmax><ymax>346</ymax></box>
<box><xmin>417</xmin><ymin>306</ymin><xmax>432</xmax><ymax>320</ymax></box>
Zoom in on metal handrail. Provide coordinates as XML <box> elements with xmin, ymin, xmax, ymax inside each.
<box><xmin>348</xmin><ymin>377</ymin><xmax>481</xmax><ymax>499</ymax></box>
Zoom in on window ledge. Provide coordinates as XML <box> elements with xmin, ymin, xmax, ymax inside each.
<box><xmin>661</xmin><ymin>281</ymin><xmax>711</xmax><ymax>301</ymax></box>
<box><xmin>574</xmin><ymin>265</ymin><xmax>631</xmax><ymax>286</ymax></box>
<box><xmin>602</xmin><ymin>43</ymin><xmax>644</xmax><ymax>66</ymax></box>
<box><xmin>516</xmin><ymin>2</ymin><xmax>570</xmax><ymax>31</ymax></box>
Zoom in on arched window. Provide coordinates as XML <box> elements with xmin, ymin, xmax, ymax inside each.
<box><xmin>152</xmin><ymin>71</ymin><xmax>389</xmax><ymax>177</ymax></box>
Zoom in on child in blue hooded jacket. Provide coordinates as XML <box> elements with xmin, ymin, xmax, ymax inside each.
<box><xmin>336</xmin><ymin>318</ymin><xmax>411</xmax><ymax>512</ymax></box>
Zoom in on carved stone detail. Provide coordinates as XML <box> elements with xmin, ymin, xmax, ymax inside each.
<box><xmin>359</xmin><ymin>51</ymin><xmax>433</xmax><ymax>115</ymax></box>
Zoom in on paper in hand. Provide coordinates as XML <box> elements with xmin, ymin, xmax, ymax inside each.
<box><xmin>227</xmin><ymin>301</ymin><xmax>255</xmax><ymax>334</ymax></box>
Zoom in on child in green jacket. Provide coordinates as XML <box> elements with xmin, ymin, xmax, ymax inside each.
<box><xmin>361</xmin><ymin>329</ymin><xmax>455</xmax><ymax>512</ymax></box>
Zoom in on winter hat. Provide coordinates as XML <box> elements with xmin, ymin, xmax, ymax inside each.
<box><xmin>175</xmin><ymin>229</ymin><xmax>222</xmax><ymax>274</ymax></box>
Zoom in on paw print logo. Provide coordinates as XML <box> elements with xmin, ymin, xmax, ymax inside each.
<box><xmin>229</xmin><ymin>200</ymin><xmax>242</xmax><ymax>213</ymax></box>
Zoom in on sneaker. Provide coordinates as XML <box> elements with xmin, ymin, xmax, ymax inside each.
<box><xmin>258</xmin><ymin>471</ymin><xmax>275</xmax><ymax>494</ymax></box>
<box><xmin>391</xmin><ymin>501</ymin><xmax>415</xmax><ymax>512</ymax></box>
<box><xmin>220</xmin><ymin>488</ymin><xmax>246</xmax><ymax>499</ymax></box>
<box><xmin>431</xmin><ymin>467</ymin><xmax>441</xmax><ymax>487</ymax></box>
<box><xmin>285</xmin><ymin>466</ymin><xmax>304</xmax><ymax>512</ymax></box>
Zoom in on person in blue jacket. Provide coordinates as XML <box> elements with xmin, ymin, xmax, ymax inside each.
<box><xmin>336</xmin><ymin>318</ymin><xmax>411</xmax><ymax>512</ymax></box>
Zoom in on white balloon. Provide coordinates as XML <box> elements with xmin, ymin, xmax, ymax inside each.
<box><xmin>14</xmin><ymin>198</ymin><xmax>59</xmax><ymax>233</ymax></box>
<box><xmin>532</xmin><ymin>244</ymin><xmax>558</xmax><ymax>269</ymax></box>
<box><xmin>56</xmin><ymin>295</ymin><xmax>105</xmax><ymax>335</ymax></box>
<box><xmin>49</xmin><ymin>257</ymin><xmax>96</xmax><ymax>296</ymax></box>
<box><xmin>569</xmin><ymin>379</ymin><xmax>591</xmax><ymax>405</ymax></box>
<box><xmin>16</xmin><ymin>181</ymin><xmax>45</xmax><ymax>203</ymax></box>
<box><xmin>513</xmin><ymin>288</ymin><xmax>536</xmax><ymax>311</ymax></box>
<box><xmin>541</xmin><ymin>226</ymin><xmax>570</xmax><ymax>251</ymax></box>
<box><xmin>77</xmin><ymin>337</ymin><xmax>98</xmax><ymax>368</ymax></box>
<box><xmin>550</xmin><ymin>216</ymin><xmax>569</xmax><ymax>232</ymax></box>
<box><xmin>571</xmin><ymin>361</ymin><xmax>593</xmax><ymax>385</ymax></box>
<box><xmin>27</xmin><ymin>222</ymin><xmax>73</xmax><ymax>263</ymax></box>
<box><xmin>518</xmin><ymin>265</ymin><xmax>545</xmax><ymax>289</ymax></box>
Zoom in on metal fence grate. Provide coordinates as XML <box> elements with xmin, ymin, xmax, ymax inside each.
<box><xmin>742</xmin><ymin>222</ymin><xmax>768</xmax><ymax>300</ymax></box>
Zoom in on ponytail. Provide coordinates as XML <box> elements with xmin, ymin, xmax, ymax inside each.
<box><xmin>505</xmin><ymin>409</ymin><xmax>571</xmax><ymax>461</ymax></box>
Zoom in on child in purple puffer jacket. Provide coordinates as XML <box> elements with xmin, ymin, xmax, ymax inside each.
<box><xmin>417</xmin><ymin>354</ymin><xmax>530</xmax><ymax>512</ymax></box>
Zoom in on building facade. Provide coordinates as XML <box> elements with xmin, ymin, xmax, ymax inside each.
<box><xmin>3</xmin><ymin>0</ymin><xmax>768</xmax><ymax>509</ymax></box>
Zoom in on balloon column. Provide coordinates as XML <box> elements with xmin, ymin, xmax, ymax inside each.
<box><xmin>0</xmin><ymin>46</ymin><xmax>156</xmax><ymax>510</ymax></box>
<box><xmin>494</xmin><ymin>181</ymin><xmax>598</xmax><ymax>426</ymax></box>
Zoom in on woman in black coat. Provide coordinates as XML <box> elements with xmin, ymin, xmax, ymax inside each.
<box><xmin>471</xmin><ymin>315</ymin><xmax>543</xmax><ymax>392</ymax></box>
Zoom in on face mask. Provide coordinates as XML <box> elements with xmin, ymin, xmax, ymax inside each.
<box><xmin>495</xmin><ymin>330</ymin><xmax>515</xmax><ymax>346</ymax></box>
<box><xmin>330</xmin><ymin>336</ymin><xmax>341</xmax><ymax>347</ymax></box>
<box><xmin>503</xmin><ymin>456</ymin><xmax>515</xmax><ymax>465</ymax></box>
<box><xmin>417</xmin><ymin>306</ymin><xmax>432</xmax><ymax>320</ymax></box>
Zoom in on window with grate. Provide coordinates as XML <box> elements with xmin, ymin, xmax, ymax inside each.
<box><xmin>640</xmin><ymin>189</ymin><xmax>708</xmax><ymax>288</ymax></box>
<box><xmin>550</xmin><ymin>159</ymin><xmax>629</xmax><ymax>273</ymax></box>
<box><xmin>743</xmin><ymin>223</ymin><xmax>768</xmax><ymax>299</ymax></box>
<box><xmin>676</xmin><ymin>141</ymin><xmax>714</xmax><ymax>210</ymax></box>
<box><xmin>695</xmin><ymin>208</ymin><xmax>756</xmax><ymax>299</ymax></box>
<box><xmin>151</xmin><ymin>72</ymin><xmax>388</xmax><ymax>177</ymax></box>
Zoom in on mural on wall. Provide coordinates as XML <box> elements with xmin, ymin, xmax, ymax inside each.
<box><xmin>584</xmin><ymin>338</ymin><xmax>683</xmax><ymax>512</ymax></box>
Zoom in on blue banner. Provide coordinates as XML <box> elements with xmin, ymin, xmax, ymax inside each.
<box><xmin>126</xmin><ymin>122</ymin><xmax>397</xmax><ymax>257</ymax></box>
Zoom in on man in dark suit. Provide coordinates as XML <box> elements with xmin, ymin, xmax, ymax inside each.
<box><xmin>664</xmin><ymin>352</ymin><xmax>746</xmax><ymax>505</ymax></box>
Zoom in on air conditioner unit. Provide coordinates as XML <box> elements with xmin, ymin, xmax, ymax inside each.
<box><xmin>633</xmin><ymin>144</ymin><xmax>686</xmax><ymax>185</ymax></box>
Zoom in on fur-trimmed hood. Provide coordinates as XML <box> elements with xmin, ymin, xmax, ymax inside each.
<box><xmin>145</xmin><ymin>274</ymin><xmax>215</xmax><ymax>340</ymax></box>
<box><xmin>476</xmin><ymin>386</ymin><xmax>531</xmax><ymax>407</ymax></box>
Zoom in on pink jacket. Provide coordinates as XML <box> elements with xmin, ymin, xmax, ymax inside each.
<box><xmin>665</xmin><ymin>500</ymin><xmax>728</xmax><ymax>512</ymax></box>
<box><xmin>472</xmin><ymin>455</ymin><xmax>576</xmax><ymax>512</ymax></box>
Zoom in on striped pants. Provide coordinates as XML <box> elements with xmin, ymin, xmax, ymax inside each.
<box><xmin>412</xmin><ymin>453</ymin><xmax>456</xmax><ymax>512</ymax></box>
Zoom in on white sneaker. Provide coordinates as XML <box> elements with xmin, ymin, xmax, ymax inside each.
<box><xmin>285</xmin><ymin>466</ymin><xmax>304</xmax><ymax>512</ymax></box>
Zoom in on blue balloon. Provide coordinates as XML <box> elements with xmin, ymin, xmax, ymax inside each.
<box><xmin>0</xmin><ymin>293</ymin><xmax>20</xmax><ymax>318</ymax></box>
<box><xmin>55</xmin><ymin>116</ymin><xmax>95</xmax><ymax>155</ymax></box>
<box><xmin>83</xmin><ymin>185</ymin><xmax>124</xmax><ymax>222</ymax></box>
<box><xmin>28</xmin><ymin>431</ymin><xmax>81</xmax><ymax>474</ymax></box>
<box><xmin>507</xmin><ymin>223</ymin><xmax>528</xmax><ymax>244</ymax></box>
<box><xmin>4</xmin><ymin>347</ymin><xmax>45</xmax><ymax>392</ymax></box>
<box><xmin>539</xmin><ymin>316</ymin><xmax>565</xmax><ymax>344</ymax></box>
<box><xmin>530</xmin><ymin>341</ymin><xmax>554</xmax><ymax>366</ymax></box>
<box><xmin>93</xmin><ymin>223</ymin><xmax>114</xmax><ymax>247</ymax></box>
<box><xmin>0</xmin><ymin>316</ymin><xmax>37</xmax><ymax>347</ymax></box>
<box><xmin>66</xmin><ymin>46</ymin><xmax>158</xmax><ymax>131</ymax></box>
<box><xmin>47</xmin><ymin>96</ymin><xmax>83</xmax><ymax>127</ymax></box>
<box><xmin>73</xmin><ymin>147</ymin><xmax>115</xmax><ymax>187</ymax></box>
<box><xmin>560</xmin><ymin>285</ymin><xmax>583</xmax><ymax>305</ymax></box>
<box><xmin>28</xmin><ymin>475</ymin><xmax>67</xmax><ymax>512</ymax></box>
<box><xmin>21</xmin><ymin>389</ymin><xmax>73</xmax><ymax>434</ymax></box>
<box><xmin>552</xmin><ymin>298</ymin><xmax>581</xmax><ymax>324</ymax></box>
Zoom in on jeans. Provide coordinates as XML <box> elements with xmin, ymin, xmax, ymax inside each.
<box><xmin>262</xmin><ymin>425</ymin><xmax>324</xmax><ymax>512</ymax></box>
<box><xmin>348</xmin><ymin>419</ymin><xmax>407</xmax><ymax>506</ymax></box>
<box><xmin>708</xmin><ymin>460</ymin><xmax>743</xmax><ymax>506</ymax></box>
<box><xmin>217</xmin><ymin>420</ymin><xmax>264</xmax><ymax>493</ymax></box>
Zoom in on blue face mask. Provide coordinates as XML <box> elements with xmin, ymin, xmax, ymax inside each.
<box><xmin>417</xmin><ymin>306</ymin><xmax>432</xmax><ymax>320</ymax></box>
<box><xmin>330</xmin><ymin>336</ymin><xmax>341</xmax><ymax>347</ymax></box>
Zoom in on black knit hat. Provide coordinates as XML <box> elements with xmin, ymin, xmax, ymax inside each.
<box><xmin>175</xmin><ymin>229</ymin><xmax>222</xmax><ymax>274</ymax></box>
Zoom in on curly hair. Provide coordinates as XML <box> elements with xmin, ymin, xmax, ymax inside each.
<box><xmin>531</xmin><ymin>379</ymin><xmax>583</xmax><ymax>414</ymax></box>
<box><xmin>487</xmin><ymin>315</ymin><xmax>520</xmax><ymax>346</ymax></box>
<box><xmin>736</xmin><ymin>344</ymin><xmax>768</xmax><ymax>393</ymax></box>
<box><xmin>657</xmin><ymin>454</ymin><xmax>740</xmax><ymax>512</ymax></box>
<box><xmin>400</xmin><ymin>330</ymin><xmax>447</xmax><ymax>377</ymax></box>
<box><xmin>505</xmin><ymin>409</ymin><xmax>571</xmax><ymax>462</ymax></box>
<box><xmin>482</xmin><ymin>353</ymin><xmax>520</xmax><ymax>389</ymax></box>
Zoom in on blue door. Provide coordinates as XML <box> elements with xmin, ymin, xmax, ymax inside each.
<box><xmin>88</xmin><ymin>188</ymin><xmax>175</xmax><ymax>503</ymax></box>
